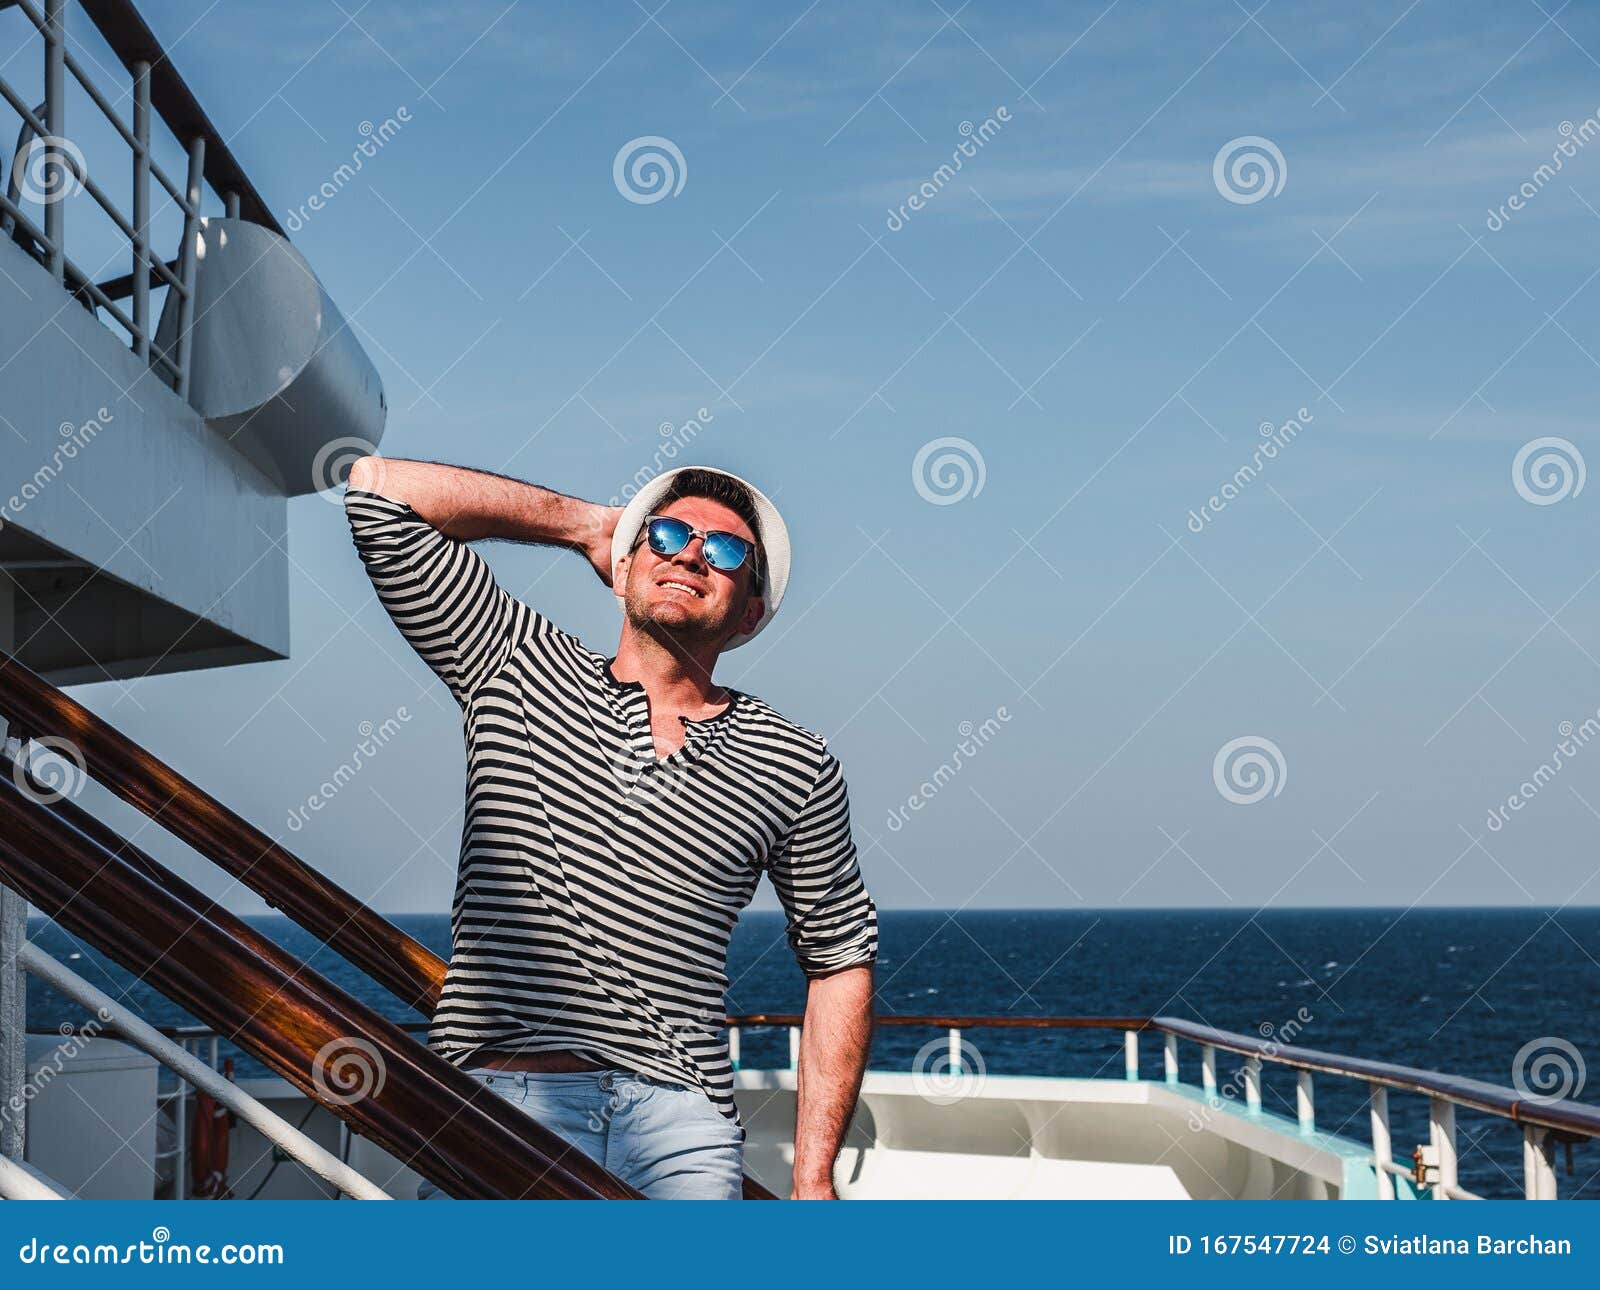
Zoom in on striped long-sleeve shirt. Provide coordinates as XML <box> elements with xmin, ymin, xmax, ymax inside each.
<box><xmin>343</xmin><ymin>487</ymin><xmax>877</xmax><ymax>1122</ymax></box>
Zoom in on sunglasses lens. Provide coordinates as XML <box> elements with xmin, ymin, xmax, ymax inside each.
<box><xmin>702</xmin><ymin>531</ymin><xmax>750</xmax><ymax>572</ymax></box>
<box><xmin>646</xmin><ymin>517</ymin><xmax>691</xmax><ymax>555</ymax></box>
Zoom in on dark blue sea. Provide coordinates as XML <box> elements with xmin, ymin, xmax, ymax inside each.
<box><xmin>25</xmin><ymin>908</ymin><xmax>1600</xmax><ymax>1200</ymax></box>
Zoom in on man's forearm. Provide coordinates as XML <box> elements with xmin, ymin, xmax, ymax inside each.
<box><xmin>791</xmin><ymin>963</ymin><xmax>873</xmax><ymax>1199</ymax></box>
<box><xmin>349</xmin><ymin>457</ymin><xmax>604</xmax><ymax>547</ymax></box>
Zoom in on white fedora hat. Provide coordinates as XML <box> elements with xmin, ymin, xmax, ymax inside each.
<box><xmin>611</xmin><ymin>466</ymin><xmax>790</xmax><ymax>650</ymax></box>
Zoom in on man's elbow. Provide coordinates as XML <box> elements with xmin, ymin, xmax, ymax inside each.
<box><xmin>346</xmin><ymin>455</ymin><xmax>381</xmax><ymax>494</ymax></box>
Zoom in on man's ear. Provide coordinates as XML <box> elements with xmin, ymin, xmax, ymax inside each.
<box><xmin>612</xmin><ymin>551</ymin><xmax>630</xmax><ymax>596</ymax></box>
<box><xmin>737</xmin><ymin>594</ymin><xmax>764</xmax><ymax>636</ymax></box>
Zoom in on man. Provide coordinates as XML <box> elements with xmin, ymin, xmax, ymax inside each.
<box><xmin>343</xmin><ymin>457</ymin><xmax>877</xmax><ymax>1200</ymax></box>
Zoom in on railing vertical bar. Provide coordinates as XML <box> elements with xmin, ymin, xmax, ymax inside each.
<box><xmin>948</xmin><ymin>1026</ymin><xmax>961</xmax><ymax>1075</ymax></box>
<box><xmin>175</xmin><ymin>135</ymin><xmax>206</xmax><ymax>399</ymax></box>
<box><xmin>1201</xmin><ymin>1044</ymin><xmax>1217</xmax><ymax>1091</ymax></box>
<box><xmin>175</xmin><ymin>1039</ymin><xmax>188</xmax><ymax>1200</ymax></box>
<box><xmin>1243</xmin><ymin>1056</ymin><xmax>1261</xmax><ymax>1111</ymax></box>
<box><xmin>1371</xmin><ymin>1084</ymin><xmax>1394</xmax><ymax>1199</ymax></box>
<box><xmin>1296</xmin><ymin>1069</ymin><xmax>1314</xmax><ymax>1132</ymax></box>
<box><xmin>727</xmin><ymin>1024</ymin><xmax>740</xmax><ymax>1072</ymax></box>
<box><xmin>0</xmin><ymin>580</ymin><xmax>23</xmax><ymax>1166</ymax></box>
<box><xmin>1430</xmin><ymin>1097</ymin><xmax>1457</xmax><ymax>1199</ymax></box>
<box><xmin>1123</xmin><ymin>1028</ymin><xmax>1139</xmax><ymax>1081</ymax></box>
<box><xmin>1163</xmin><ymin>1032</ymin><xmax>1178</xmax><ymax>1084</ymax></box>
<box><xmin>43</xmin><ymin>0</ymin><xmax>65</xmax><ymax>283</ymax></box>
<box><xmin>224</xmin><ymin>190</ymin><xmax>240</xmax><ymax>219</ymax></box>
<box><xmin>1525</xmin><ymin>1125</ymin><xmax>1557</xmax><ymax>1200</ymax></box>
<box><xmin>131</xmin><ymin>61</ymin><xmax>151</xmax><ymax>361</ymax></box>
<box><xmin>787</xmin><ymin>1025</ymin><xmax>799</xmax><ymax>1072</ymax></box>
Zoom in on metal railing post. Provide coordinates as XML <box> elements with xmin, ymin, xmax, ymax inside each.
<box><xmin>1296</xmin><ymin>1069</ymin><xmax>1315</xmax><ymax>1132</ymax></box>
<box><xmin>175</xmin><ymin>135</ymin><xmax>205</xmax><ymax>400</ymax></box>
<box><xmin>1123</xmin><ymin>1029</ymin><xmax>1139</xmax><ymax>1080</ymax></box>
<box><xmin>223</xmin><ymin>190</ymin><xmax>240</xmax><ymax>219</ymax></box>
<box><xmin>43</xmin><ymin>0</ymin><xmax>65</xmax><ymax>283</ymax></box>
<box><xmin>1371</xmin><ymin>1084</ymin><xmax>1394</xmax><ymax>1199</ymax></box>
<box><xmin>1201</xmin><ymin>1044</ymin><xmax>1217</xmax><ymax>1092</ymax></box>
<box><xmin>1163</xmin><ymin>1032</ymin><xmax>1178</xmax><ymax>1083</ymax></box>
<box><xmin>948</xmin><ymin>1026</ymin><xmax>961</xmax><ymax>1075</ymax></box>
<box><xmin>787</xmin><ymin>1025</ymin><xmax>800</xmax><ymax>1072</ymax></box>
<box><xmin>1430</xmin><ymin>1097</ymin><xmax>1458</xmax><ymax>1198</ymax></box>
<box><xmin>131</xmin><ymin>60</ymin><xmax>151</xmax><ymax>361</ymax></box>
<box><xmin>727</xmin><ymin>1024</ymin><xmax>740</xmax><ymax>1072</ymax></box>
<box><xmin>1243</xmin><ymin>1056</ymin><xmax>1262</xmax><ymax>1111</ymax></box>
<box><xmin>1523</xmin><ymin>1125</ymin><xmax>1557</xmax><ymax>1200</ymax></box>
<box><xmin>0</xmin><ymin>576</ymin><xmax>23</xmax><ymax>1164</ymax></box>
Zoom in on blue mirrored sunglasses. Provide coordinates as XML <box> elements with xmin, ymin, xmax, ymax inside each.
<box><xmin>641</xmin><ymin>514</ymin><xmax>758</xmax><ymax>584</ymax></box>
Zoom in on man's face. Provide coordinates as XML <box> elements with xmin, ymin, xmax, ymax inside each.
<box><xmin>617</xmin><ymin>496</ymin><xmax>764</xmax><ymax>649</ymax></box>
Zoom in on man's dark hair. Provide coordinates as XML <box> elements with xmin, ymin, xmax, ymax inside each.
<box><xmin>657</xmin><ymin>469</ymin><xmax>765</xmax><ymax>594</ymax></box>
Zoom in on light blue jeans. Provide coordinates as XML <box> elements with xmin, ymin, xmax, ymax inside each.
<box><xmin>417</xmin><ymin>1066</ymin><xmax>745</xmax><ymax>1200</ymax></box>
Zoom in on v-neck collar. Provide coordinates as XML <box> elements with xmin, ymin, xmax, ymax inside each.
<box><xmin>596</xmin><ymin>654</ymin><xmax>741</xmax><ymax>764</ymax></box>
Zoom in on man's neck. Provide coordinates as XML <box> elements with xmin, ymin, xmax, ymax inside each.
<box><xmin>610</xmin><ymin>627</ymin><xmax>728</xmax><ymax>712</ymax></box>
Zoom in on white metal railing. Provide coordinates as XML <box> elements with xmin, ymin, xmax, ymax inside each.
<box><xmin>724</xmin><ymin>1013</ymin><xmax>1593</xmax><ymax>1201</ymax></box>
<box><xmin>0</xmin><ymin>0</ymin><xmax>269</xmax><ymax>397</ymax></box>
<box><xmin>17</xmin><ymin>942</ymin><xmax>392</xmax><ymax>1199</ymax></box>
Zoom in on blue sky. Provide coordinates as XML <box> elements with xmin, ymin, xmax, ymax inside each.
<box><xmin>44</xmin><ymin>0</ymin><xmax>1600</xmax><ymax>912</ymax></box>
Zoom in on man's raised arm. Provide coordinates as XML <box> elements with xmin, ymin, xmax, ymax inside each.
<box><xmin>348</xmin><ymin>456</ymin><xmax>621</xmax><ymax>585</ymax></box>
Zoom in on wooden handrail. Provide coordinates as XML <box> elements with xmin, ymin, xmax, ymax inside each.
<box><xmin>0</xmin><ymin>651</ymin><xmax>777</xmax><ymax>1197</ymax></box>
<box><xmin>0</xmin><ymin>768</ymin><xmax>638</xmax><ymax>1198</ymax></box>
<box><xmin>0</xmin><ymin>650</ymin><xmax>440</xmax><ymax>1015</ymax></box>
